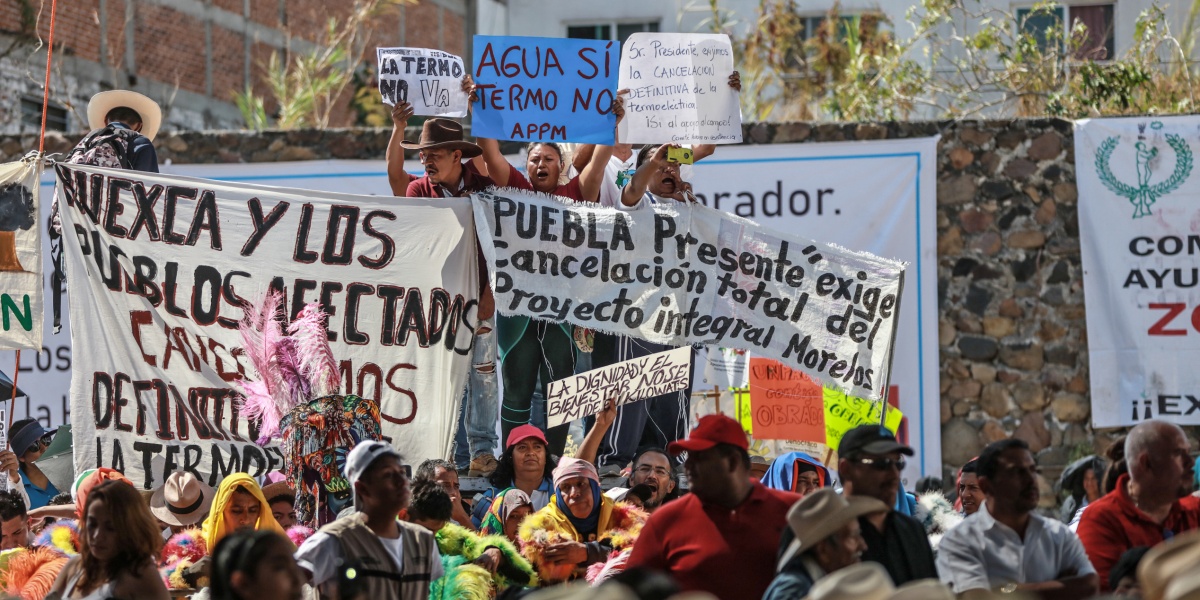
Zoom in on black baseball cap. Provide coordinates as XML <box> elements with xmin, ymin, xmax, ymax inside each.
<box><xmin>838</xmin><ymin>425</ymin><xmax>913</xmax><ymax>457</ymax></box>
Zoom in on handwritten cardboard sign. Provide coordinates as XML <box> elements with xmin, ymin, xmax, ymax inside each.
<box><xmin>749</xmin><ymin>358</ymin><xmax>825</xmax><ymax>442</ymax></box>
<box><xmin>376</xmin><ymin>47</ymin><xmax>469</xmax><ymax>118</ymax></box>
<box><xmin>471</xmin><ymin>35</ymin><xmax>619</xmax><ymax>144</ymax></box>
<box><xmin>617</xmin><ymin>32</ymin><xmax>742</xmax><ymax>145</ymax></box>
<box><xmin>546</xmin><ymin>347</ymin><xmax>691</xmax><ymax>428</ymax></box>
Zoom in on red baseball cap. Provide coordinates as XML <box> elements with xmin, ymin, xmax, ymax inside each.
<box><xmin>506</xmin><ymin>424</ymin><xmax>547</xmax><ymax>449</ymax></box>
<box><xmin>668</xmin><ymin>414</ymin><xmax>748</xmax><ymax>455</ymax></box>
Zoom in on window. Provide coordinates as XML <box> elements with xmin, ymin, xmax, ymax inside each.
<box><xmin>20</xmin><ymin>97</ymin><xmax>68</xmax><ymax>132</ymax></box>
<box><xmin>567</xmin><ymin>20</ymin><xmax>659</xmax><ymax>44</ymax></box>
<box><xmin>1016</xmin><ymin>4</ymin><xmax>1114</xmax><ymax>60</ymax></box>
<box><xmin>798</xmin><ymin>15</ymin><xmax>856</xmax><ymax>43</ymax></box>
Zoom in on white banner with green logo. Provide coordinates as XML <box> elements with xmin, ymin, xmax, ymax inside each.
<box><xmin>1077</xmin><ymin>116</ymin><xmax>1200</xmax><ymax>426</ymax></box>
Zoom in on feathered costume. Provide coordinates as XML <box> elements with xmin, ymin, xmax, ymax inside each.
<box><xmin>237</xmin><ymin>293</ymin><xmax>383</xmax><ymax>527</ymax></box>
<box><xmin>431</xmin><ymin>522</ymin><xmax>538</xmax><ymax>599</ymax></box>
<box><xmin>159</xmin><ymin>528</ymin><xmax>207</xmax><ymax>590</ymax></box>
<box><xmin>517</xmin><ymin>497</ymin><xmax>646</xmax><ymax>585</ymax></box>
<box><xmin>914</xmin><ymin>491</ymin><xmax>963</xmax><ymax>551</ymax></box>
<box><xmin>2</xmin><ymin>547</ymin><xmax>68</xmax><ymax>600</ymax></box>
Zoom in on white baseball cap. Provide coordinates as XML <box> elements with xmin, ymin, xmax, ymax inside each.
<box><xmin>344</xmin><ymin>440</ymin><xmax>402</xmax><ymax>511</ymax></box>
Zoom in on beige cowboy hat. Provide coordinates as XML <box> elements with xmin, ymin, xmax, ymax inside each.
<box><xmin>805</xmin><ymin>562</ymin><xmax>895</xmax><ymax>600</ymax></box>
<box><xmin>779</xmin><ymin>488</ymin><xmax>890</xmax><ymax>569</ymax></box>
<box><xmin>1141</xmin><ymin>530</ymin><xmax>1200</xmax><ymax>600</ymax></box>
<box><xmin>887</xmin><ymin>580</ymin><xmax>956</xmax><ymax>600</ymax></box>
<box><xmin>261</xmin><ymin>480</ymin><xmax>295</xmax><ymax>503</ymax></box>
<box><xmin>1166</xmin><ymin>569</ymin><xmax>1200</xmax><ymax>600</ymax></box>
<box><xmin>87</xmin><ymin>90</ymin><xmax>162</xmax><ymax>141</ymax></box>
<box><xmin>399</xmin><ymin>118</ymin><xmax>482</xmax><ymax>158</ymax></box>
<box><xmin>149</xmin><ymin>471</ymin><xmax>214</xmax><ymax>527</ymax></box>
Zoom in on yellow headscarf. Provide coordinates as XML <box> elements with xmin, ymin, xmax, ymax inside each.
<box><xmin>201</xmin><ymin>473</ymin><xmax>286</xmax><ymax>550</ymax></box>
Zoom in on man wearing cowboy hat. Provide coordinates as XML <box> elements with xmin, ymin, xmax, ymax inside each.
<box><xmin>85</xmin><ymin>90</ymin><xmax>162</xmax><ymax>172</ymax></box>
<box><xmin>764</xmin><ymin>488</ymin><xmax>890</xmax><ymax>599</ymax></box>
<box><xmin>150</xmin><ymin>471</ymin><xmax>215</xmax><ymax>534</ymax></box>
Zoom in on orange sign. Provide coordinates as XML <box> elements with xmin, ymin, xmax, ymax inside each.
<box><xmin>749</xmin><ymin>357</ymin><xmax>826</xmax><ymax>442</ymax></box>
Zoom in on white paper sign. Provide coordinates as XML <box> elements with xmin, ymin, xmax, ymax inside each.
<box><xmin>377</xmin><ymin>47</ymin><xmax>469</xmax><ymax>117</ymax></box>
<box><xmin>546</xmin><ymin>347</ymin><xmax>691</xmax><ymax>428</ymax></box>
<box><xmin>0</xmin><ymin>159</ymin><xmax>43</xmax><ymax>351</ymax></box>
<box><xmin>56</xmin><ymin>163</ymin><xmax>477</xmax><ymax>489</ymax></box>
<box><xmin>1077</xmin><ymin>116</ymin><xmax>1200</xmax><ymax>426</ymax></box>
<box><xmin>617</xmin><ymin>32</ymin><xmax>742</xmax><ymax>145</ymax></box>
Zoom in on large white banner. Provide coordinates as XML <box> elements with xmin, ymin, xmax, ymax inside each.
<box><xmin>473</xmin><ymin>188</ymin><xmax>906</xmax><ymax>400</ymax></box>
<box><xmin>1078</xmin><ymin>116</ymin><xmax>1200</xmax><ymax>427</ymax></box>
<box><xmin>56</xmin><ymin>163</ymin><xmax>476</xmax><ymax>488</ymax></box>
<box><xmin>0</xmin><ymin>159</ymin><xmax>43</xmax><ymax>351</ymax></box>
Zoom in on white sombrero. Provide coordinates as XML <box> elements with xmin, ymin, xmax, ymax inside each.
<box><xmin>87</xmin><ymin>90</ymin><xmax>162</xmax><ymax>141</ymax></box>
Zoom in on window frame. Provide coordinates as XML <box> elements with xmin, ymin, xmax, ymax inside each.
<box><xmin>20</xmin><ymin>96</ymin><xmax>69</xmax><ymax>132</ymax></box>
<box><xmin>1014</xmin><ymin>2</ymin><xmax>1116</xmax><ymax>61</ymax></box>
<box><xmin>564</xmin><ymin>19</ymin><xmax>660</xmax><ymax>44</ymax></box>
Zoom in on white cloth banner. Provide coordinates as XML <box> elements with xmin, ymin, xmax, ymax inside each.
<box><xmin>1077</xmin><ymin>116</ymin><xmax>1200</xmax><ymax>427</ymax></box>
<box><xmin>377</xmin><ymin>47</ymin><xmax>469</xmax><ymax>117</ymax></box>
<box><xmin>56</xmin><ymin>163</ymin><xmax>476</xmax><ymax>488</ymax></box>
<box><xmin>0</xmin><ymin>159</ymin><xmax>43</xmax><ymax>350</ymax></box>
<box><xmin>472</xmin><ymin>188</ymin><xmax>905</xmax><ymax>401</ymax></box>
<box><xmin>617</xmin><ymin>32</ymin><xmax>742</xmax><ymax>145</ymax></box>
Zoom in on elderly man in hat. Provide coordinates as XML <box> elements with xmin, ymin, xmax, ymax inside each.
<box><xmin>837</xmin><ymin>425</ymin><xmax>938</xmax><ymax>585</ymax></box>
<box><xmin>764</xmin><ymin>488</ymin><xmax>889</xmax><ymax>599</ymax></box>
<box><xmin>626</xmin><ymin>414</ymin><xmax>801</xmax><ymax>600</ymax></box>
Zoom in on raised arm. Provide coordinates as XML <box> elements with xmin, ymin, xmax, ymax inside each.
<box><xmin>478</xmin><ymin>137</ymin><xmax>512</xmax><ymax>187</ymax></box>
<box><xmin>575</xmin><ymin>399</ymin><xmax>617</xmax><ymax>465</ymax></box>
<box><xmin>621</xmin><ymin>144</ymin><xmax>673</xmax><ymax>207</ymax></box>
<box><xmin>386</xmin><ymin>102</ymin><xmax>415</xmax><ymax>196</ymax></box>
<box><xmin>572</xmin><ymin>144</ymin><xmax>597</xmax><ymax>174</ymax></box>
<box><xmin>576</xmin><ymin>90</ymin><xmax>626</xmax><ymax>202</ymax></box>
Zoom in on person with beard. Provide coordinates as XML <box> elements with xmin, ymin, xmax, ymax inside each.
<box><xmin>937</xmin><ymin>439</ymin><xmax>1098</xmax><ymax>598</ymax></box>
<box><xmin>574</xmin><ymin>401</ymin><xmax>678</xmax><ymax>513</ymax></box>
<box><xmin>837</xmin><ymin>425</ymin><xmax>937</xmax><ymax>586</ymax></box>
<box><xmin>470</xmin><ymin>425</ymin><xmax>557</xmax><ymax>528</ymax></box>
<box><xmin>1077</xmin><ymin>420</ymin><xmax>1199</xmax><ymax>593</ymax></box>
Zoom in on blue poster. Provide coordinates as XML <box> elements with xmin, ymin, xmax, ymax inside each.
<box><xmin>471</xmin><ymin>35</ymin><xmax>619</xmax><ymax>144</ymax></box>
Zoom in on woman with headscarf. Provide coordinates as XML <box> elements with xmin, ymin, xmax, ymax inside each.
<box><xmin>761</xmin><ymin>452</ymin><xmax>831</xmax><ymax>497</ymax></box>
<box><xmin>201</xmin><ymin>474</ymin><xmax>286</xmax><ymax>551</ymax></box>
<box><xmin>517</xmin><ymin>457</ymin><xmax>645</xmax><ymax>585</ymax></box>
<box><xmin>479</xmin><ymin>488</ymin><xmax>534</xmax><ymax>543</ymax></box>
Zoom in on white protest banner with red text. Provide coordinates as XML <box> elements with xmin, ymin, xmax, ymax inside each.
<box><xmin>56</xmin><ymin>163</ymin><xmax>476</xmax><ymax>489</ymax></box>
<box><xmin>473</xmin><ymin>188</ymin><xmax>905</xmax><ymax>401</ymax></box>
<box><xmin>1077</xmin><ymin>116</ymin><xmax>1200</xmax><ymax>427</ymax></box>
<box><xmin>0</xmin><ymin>159</ymin><xmax>43</xmax><ymax>351</ymax></box>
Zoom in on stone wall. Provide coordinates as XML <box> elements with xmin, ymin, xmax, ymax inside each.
<box><xmin>8</xmin><ymin>119</ymin><xmax>1154</xmax><ymax>499</ymax></box>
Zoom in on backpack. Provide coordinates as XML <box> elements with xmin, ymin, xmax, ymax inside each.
<box><xmin>64</xmin><ymin>124</ymin><xmax>140</xmax><ymax>168</ymax></box>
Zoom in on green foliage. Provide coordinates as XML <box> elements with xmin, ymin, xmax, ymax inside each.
<box><xmin>720</xmin><ymin>0</ymin><xmax>1200</xmax><ymax>121</ymax></box>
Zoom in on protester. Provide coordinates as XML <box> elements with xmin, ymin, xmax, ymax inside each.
<box><xmin>837</xmin><ymin>425</ymin><xmax>937</xmax><ymax>585</ymax></box>
<box><xmin>201</xmin><ymin>474</ymin><xmax>286</xmax><ymax>551</ymax></box>
<box><xmin>1077</xmin><ymin>420</ymin><xmax>1199</xmax><ymax>592</ymax></box>
<box><xmin>518</xmin><ymin>457</ymin><xmax>646</xmax><ymax>585</ymax></box>
<box><xmin>477</xmin><ymin>97</ymin><xmax>622</xmax><ymax>459</ymax></box>
<box><xmin>621</xmin><ymin>449</ymin><xmax>679</xmax><ymax>513</ymax></box>
<box><xmin>803</xmin><ymin>561</ymin><xmax>896</xmax><ymax>600</ymax></box>
<box><xmin>0</xmin><ymin>490</ymin><xmax>31</xmax><ymax>550</ymax></box>
<box><xmin>626</xmin><ymin>414</ymin><xmax>801</xmax><ymax>599</ymax></box>
<box><xmin>46</xmin><ymin>480</ymin><xmax>169</xmax><ymax>600</ymax></box>
<box><xmin>392</xmin><ymin>108</ymin><xmax>501</xmax><ymax>479</ymax></box>
<box><xmin>764</xmin><ymin>488</ymin><xmax>889</xmax><ymax>599</ymax></box>
<box><xmin>414</xmin><ymin>459</ymin><xmax>474</xmax><ymax>528</ymax></box>
<box><xmin>404</xmin><ymin>480</ymin><xmax>535</xmax><ymax>598</ymax></box>
<box><xmin>261</xmin><ymin>481</ymin><xmax>296</xmax><ymax>530</ymax></box>
<box><xmin>208</xmin><ymin>530</ymin><xmax>304</xmax><ymax>600</ymax></box>
<box><xmin>761</xmin><ymin>451</ymin><xmax>831</xmax><ymax>497</ymax></box>
<box><xmin>955</xmin><ymin>458</ymin><xmax>983</xmax><ymax>515</ymax></box>
<box><xmin>1109</xmin><ymin>546</ymin><xmax>1149</xmax><ymax>597</ymax></box>
<box><xmin>479</xmin><ymin>488</ymin><xmax>533</xmax><ymax>543</ymax></box>
<box><xmin>1102</xmin><ymin>435</ymin><xmax>1129</xmax><ymax>495</ymax></box>
<box><xmin>150</xmin><ymin>471</ymin><xmax>214</xmax><ymax>535</ymax></box>
<box><xmin>78</xmin><ymin>90</ymin><xmax>162</xmax><ymax>172</ymax></box>
<box><xmin>471</xmin><ymin>424</ymin><xmax>557</xmax><ymax>528</ymax></box>
<box><xmin>1059</xmin><ymin>455</ymin><xmax>1107</xmax><ymax>526</ymax></box>
<box><xmin>937</xmin><ymin>438</ymin><xmax>1098</xmax><ymax>598</ymax></box>
<box><xmin>10</xmin><ymin>418</ymin><xmax>59</xmax><ymax>510</ymax></box>
<box><xmin>295</xmin><ymin>441</ymin><xmax>443</xmax><ymax>599</ymax></box>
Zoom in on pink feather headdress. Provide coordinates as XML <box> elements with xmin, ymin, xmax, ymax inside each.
<box><xmin>237</xmin><ymin>292</ymin><xmax>342</xmax><ymax>444</ymax></box>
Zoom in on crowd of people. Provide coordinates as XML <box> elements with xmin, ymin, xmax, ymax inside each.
<box><xmin>3</xmin><ymin>58</ymin><xmax>1198</xmax><ymax>600</ymax></box>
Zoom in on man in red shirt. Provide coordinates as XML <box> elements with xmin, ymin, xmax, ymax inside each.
<box><xmin>1077</xmin><ymin>420</ymin><xmax>1199</xmax><ymax>592</ymax></box>
<box><xmin>626</xmin><ymin>414</ymin><xmax>802</xmax><ymax>600</ymax></box>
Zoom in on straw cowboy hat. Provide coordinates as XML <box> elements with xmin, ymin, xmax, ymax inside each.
<box><xmin>1166</xmin><ymin>569</ymin><xmax>1200</xmax><ymax>600</ymax></box>
<box><xmin>261</xmin><ymin>480</ymin><xmax>295</xmax><ymax>502</ymax></box>
<box><xmin>779</xmin><ymin>488</ymin><xmax>890</xmax><ymax>569</ymax></box>
<box><xmin>887</xmin><ymin>580</ymin><xmax>956</xmax><ymax>600</ymax></box>
<box><xmin>150</xmin><ymin>471</ymin><xmax>214</xmax><ymax>527</ymax></box>
<box><xmin>1141</xmin><ymin>530</ymin><xmax>1200</xmax><ymax>600</ymax></box>
<box><xmin>805</xmin><ymin>562</ymin><xmax>895</xmax><ymax>600</ymax></box>
<box><xmin>399</xmin><ymin>118</ymin><xmax>482</xmax><ymax>158</ymax></box>
<box><xmin>87</xmin><ymin>90</ymin><xmax>163</xmax><ymax>141</ymax></box>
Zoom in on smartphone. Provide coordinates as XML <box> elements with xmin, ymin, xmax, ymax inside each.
<box><xmin>667</xmin><ymin>146</ymin><xmax>694</xmax><ymax>164</ymax></box>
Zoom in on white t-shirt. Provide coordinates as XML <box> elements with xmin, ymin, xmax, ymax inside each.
<box><xmin>937</xmin><ymin>502</ymin><xmax>1095</xmax><ymax>592</ymax></box>
<box><xmin>295</xmin><ymin>529</ymin><xmax>444</xmax><ymax>587</ymax></box>
<box><xmin>568</xmin><ymin>153</ymin><xmax>636</xmax><ymax>208</ymax></box>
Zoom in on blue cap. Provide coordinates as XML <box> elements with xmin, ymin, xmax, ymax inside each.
<box><xmin>10</xmin><ymin>418</ymin><xmax>55</xmax><ymax>458</ymax></box>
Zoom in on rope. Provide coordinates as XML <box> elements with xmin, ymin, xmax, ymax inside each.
<box><xmin>9</xmin><ymin>0</ymin><xmax>62</xmax><ymax>444</ymax></box>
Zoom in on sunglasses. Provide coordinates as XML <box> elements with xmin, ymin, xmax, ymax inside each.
<box><xmin>855</xmin><ymin>456</ymin><xmax>906</xmax><ymax>472</ymax></box>
<box><xmin>30</xmin><ymin>433</ymin><xmax>53</xmax><ymax>451</ymax></box>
